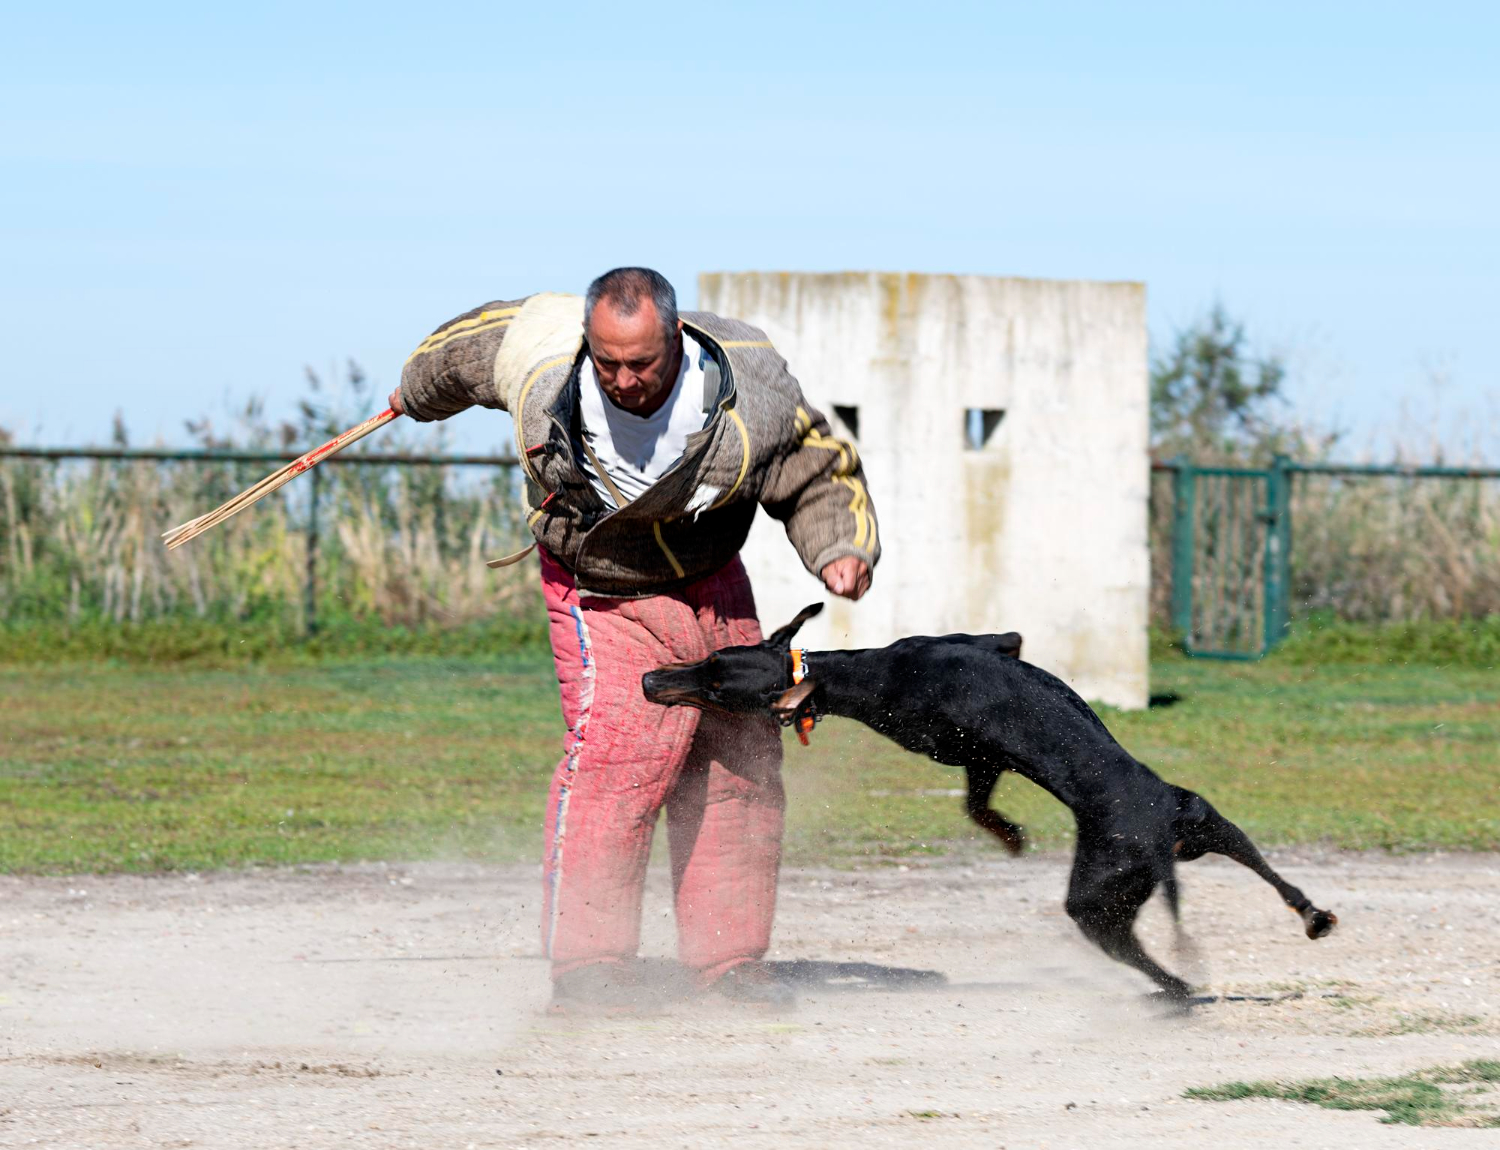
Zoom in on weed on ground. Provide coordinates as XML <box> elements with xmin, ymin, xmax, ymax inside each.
<box><xmin>1185</xmin><ymin>1060</ymin><xmax>1500</xmax><ymax>1128</ymax></box>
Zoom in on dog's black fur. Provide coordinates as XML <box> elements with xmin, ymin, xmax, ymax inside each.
<box><xmin>642</xmin><ymin>604</ymin><xmax>1338</xmax><ymax>1000</ymax></box>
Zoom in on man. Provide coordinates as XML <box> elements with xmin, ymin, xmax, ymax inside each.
<box><xmin>390</xmin><ymin>268</ymin><xmax>879</xmax><ymax>1010</ymax></box>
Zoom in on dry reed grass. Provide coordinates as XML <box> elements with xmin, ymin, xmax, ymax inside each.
<box><xmin>0</xmin><ymin>448</ymin><xmax>536</xmax><ymax>628</ymax></box>
<box><xmin>0</xmin><ymin>378</ymin><xmax>536</xmax><ymax>630</ymax></box>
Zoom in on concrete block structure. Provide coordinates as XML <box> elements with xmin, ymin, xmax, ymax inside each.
<box><xmin>698</xmin><ymin>271</ymin><xmax>1149</xmax><ymax>709</ymax></box>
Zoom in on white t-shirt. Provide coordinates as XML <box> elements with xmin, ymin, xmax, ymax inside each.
<box><xmin>577</xmin><ymin>331</ymin><xmax>711</xmax><ymax>508</ymax></box>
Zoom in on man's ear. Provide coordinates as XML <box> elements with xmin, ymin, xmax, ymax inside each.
<box><xmin>772</xmin><ymin>679</ymin><xmax>817</xmax><ymax>721</ymax></box>
<box><xmin>768</xmin><ymin>603</ymin><xmax>824</xmax><ymax>648</ymax></box>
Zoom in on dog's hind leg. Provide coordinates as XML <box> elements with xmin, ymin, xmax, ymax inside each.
<box><xmin>964</xmin><ymin>766</ymin><xmax>1025</xmax><ymax>856</ymax></box>
<box><xmin>1066</xmin><ymin>855</ymin><xmax>1191</xmax><ymax>999</ymax></box>
<box><xmin>1068</xmin><ymin>897</ymin><xmax>1191</xmax><ymax>999</ymax></box>
<box><xmin>1082</xmin><ymin>915</ymin><xmax>1193</xmax><ymax>1001</ymax></box>
<box><xmin>1179</xmin><ymin>800</ymin><xmax>1337</xmax><ymax>940</ymax></box>
<box><xmin>1159</xmin><ymin>872</ymin><xmax>1193</xmax><ymax>951</ymax></box>
<box><xmin>1159</xmin><ymin>870</ymin><xmax>1205</xmax><ymax>974</ymax></box>
<box><xmin>1160</xmin><ymin>871</ymin><xmax>1181</xmax><ymax>922</ymax></box>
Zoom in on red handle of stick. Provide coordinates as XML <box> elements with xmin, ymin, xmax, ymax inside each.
<box><xmin>289</xmin><ymin>407</ymin><xmax>401</xmax><ymax>476</ymax></box>
<box><xmin>161</xmin><ymin>407</ymin><xmax>404</xmax><ymax>549</ymax></box>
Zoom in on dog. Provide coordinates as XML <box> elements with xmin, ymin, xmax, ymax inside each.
<box><xmin>641</xmin><ymin>604</ymin><xmax>1337</xmax><ymax>1000</ymax></box>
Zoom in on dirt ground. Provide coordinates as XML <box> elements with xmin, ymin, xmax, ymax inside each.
<box><xmin>2</xmin><ymin>851</ymin><xmax>1497</xmax><ymax>1149</ymax></box>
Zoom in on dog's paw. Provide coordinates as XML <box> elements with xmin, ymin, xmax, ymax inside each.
<box><xmin>978</xmin><ymin>818</ymin><xmax>1026</xmax><ymax>856</ymax></box>
<box><xmin>1302</xmin><ymin>908</ymin><xmax>1338</xmax><ymax>939</ymax></box>
<box><xmin>1144</xmin><ymin>987</ymin><xmax>1195</xmax><ymax>1015</ymax></box>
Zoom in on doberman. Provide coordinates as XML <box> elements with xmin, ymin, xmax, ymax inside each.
<box><xmin>642</xmin><ymin>604</ymin><xmax>1337</xmax><ymax>1001</ymax></box>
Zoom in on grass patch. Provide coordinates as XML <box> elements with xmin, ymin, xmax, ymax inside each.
<box><xmin>0</xmin><ymin>654</ymin><xmax>561</xmax><ymax>872</ymax></box>
<box><xmin>1184</xmin><ymin>1060</ymin><xmax>1500</xmax><ymax>1128</ymax></box>
<box><xmin>1150</xmin><ymin>615</ymin><xmax>1500</xmax><ymax>667</ymax></box>
<box><xmin>1357</xmin><ymin>1012</ymin><xmax>1491</xmax><ymax>1037</ymax></box>
<box><xmin>1278</xmin><ymin>614</ymin><xmax>1500</xmax><ymax>667</ymax></box>
<box><xmin>2</xmin><ymin>653</ymin><xmax>1497</xmax><ymax>873</ymax></box>
<box><xmin>0</xmin><ymin>611</ymin><xmax>548</xmax><ymax>667</ymax></box>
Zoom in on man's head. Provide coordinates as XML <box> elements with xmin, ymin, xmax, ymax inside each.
<box><xmin>641</xmin><ymin>604</ymin><xmax>824</xmax><ymax>718</ymax></box>
<box><xmin>583</xmin><ymin>267</ymin><xmax>683</xmax><ymax>414</ymax></box>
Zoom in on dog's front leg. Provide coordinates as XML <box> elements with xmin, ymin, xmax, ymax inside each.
<box><xmin>964</xmin><ymin>766</ymin><xmax>1025</xmax><ymax>856</ymax></box>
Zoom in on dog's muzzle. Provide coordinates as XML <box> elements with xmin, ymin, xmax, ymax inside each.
<box><xmin>641</xmin><ymin>670</ymin><xmax>703</xmax><ymax>707</ymax></box>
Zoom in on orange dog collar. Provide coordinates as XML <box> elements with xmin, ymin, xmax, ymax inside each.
<box><xmin>789</xmin><ymin>649</ymin><xmax>814</xmax><ymax>745</ymax></box>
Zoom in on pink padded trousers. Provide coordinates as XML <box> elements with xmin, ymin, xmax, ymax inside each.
<box><xmin>538</xmin><ymin>549</ymin><xmax>785</xmax><ymax>982</ymax></box>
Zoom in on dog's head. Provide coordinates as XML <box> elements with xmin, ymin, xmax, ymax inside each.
<box><xmin>641</xmin><ymin>603</ymin><xmax>823</xmax><ymax>722</ymax></box>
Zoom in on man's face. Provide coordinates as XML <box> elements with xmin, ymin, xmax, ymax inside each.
<box><xmin>586</xmin><ymin>299</ymin><xmax>683</xmax><ymax>413</ymax></box>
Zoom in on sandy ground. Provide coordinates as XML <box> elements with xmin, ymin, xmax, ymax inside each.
<box><xmin>2</xmin><ymin>850</ymin><xmax>1498</xmax><ymax>1149</ymax></box>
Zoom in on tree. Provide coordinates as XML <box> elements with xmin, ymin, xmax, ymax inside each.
<box><xmin>1150</xmin><ymin>304</ymin><xmax>1297</xmax><ymax>464</ymax></box>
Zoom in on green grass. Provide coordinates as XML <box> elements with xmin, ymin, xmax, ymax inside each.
<box><xmin>1272</xmin><ymin>613</ymin><xmax>1500</xmax><ymax>666</ymax></box>
<box><xmin>0</xmin><ymin>611</ymin><xmax>548</xmax><ymax>666</ymax></box>
<box><xmin>1</xmin><ymin>653</ymin><xmax>1497</xmax><ymax>873</ymax></box>
<box><xmin>0</xmin><ymin>655</ymin><xmax>561</xmax><ymax>872</ymax></box>
<box><xmin>1184</xmin><ymin>1061</ymin><xmax>1500</xmax><ymax>1128</ymax></box>
<box><xmin>1151</xmin><ymin>616</ymin><xmax>1500</xmax><ymax>667</ymax></box>
<box><xmin>795</xmin><ymin>655</ymin><xmax>1500</xmax><ymax>858</ymax></box>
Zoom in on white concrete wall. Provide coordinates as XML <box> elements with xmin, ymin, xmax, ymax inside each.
<box><xmin>698</xmin><ymin>271</ymin><xmax>1149</xmax><ymax>709</ymax></box>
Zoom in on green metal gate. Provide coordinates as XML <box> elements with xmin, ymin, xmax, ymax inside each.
<box><xmin>1169</xmin><ymin>458</ymin><xmax>1291</xmax><ymax>659</ymax></box>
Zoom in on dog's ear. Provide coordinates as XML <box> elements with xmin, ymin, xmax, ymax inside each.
<box><xmin>772</xmin><ymin>679</ymin><xmax>817</xmax><ymax>720</ymax></box>
<box><xmin>768</xmin><ymin>603</ymin><xmax>823</xmax><ymax>648</ymax></box>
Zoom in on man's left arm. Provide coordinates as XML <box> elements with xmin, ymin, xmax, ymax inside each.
<box><xmin>758</xmin><ymin>404</ymin><xmax>880</xmax><ymax>600</ymax></box>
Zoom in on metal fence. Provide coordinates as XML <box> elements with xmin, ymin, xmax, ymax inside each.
<box><xmin>0</xmin><ymin>444</ymin><xmax>523</xmax><ymax>634</ymax></box>
<box><xmin>1153</xmin><ymin>457</ymin><xmax>1500</xmax><ymax>659</ymax></box>
<box><xmin>6</xmin><ymin>445</ymin><xmax>1499</xmax><ymax>652</ymax></box>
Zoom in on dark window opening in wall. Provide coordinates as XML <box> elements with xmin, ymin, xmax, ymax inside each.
<box><xmin>964</xmin><ymin>408</ymin><xmax>1005</xmax><ymax>450</ymax></box>
<box><xmin>832</xmin><ymin>404</ymin><xmax>860</xmax><ymax>440</ymax></box>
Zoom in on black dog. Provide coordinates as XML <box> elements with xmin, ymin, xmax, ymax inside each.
<box><xmin>642</xmin><ymin>604</ymin><xmax>1337</xmax><ymax>1000</ymax></box>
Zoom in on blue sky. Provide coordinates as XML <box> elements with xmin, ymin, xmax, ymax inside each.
<box><xmin>3</xmin><ymin>2</ymin><xmax>1495</xmax><ymax>456</ymax></box>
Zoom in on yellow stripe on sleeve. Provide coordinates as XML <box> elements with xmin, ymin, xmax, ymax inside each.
<box><xmin>799</xmin><ymin>427</ymin><xmax>859</xmax><ymax>476</ymax></box>
<box><xmin>405</xmin><ymin>314</ymin><xmax>514</xmax><ymax>364</ymax></box>
<box><xmin>411</xmin><ymin>307</ymin><xmax>520</xmax><ymax>350</ymax></box>
<box><xmin>836</xmin><ymin>475</ymin><xmax>869</xmax><ymax>549</ymax></box>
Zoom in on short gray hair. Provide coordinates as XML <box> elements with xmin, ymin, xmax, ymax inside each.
<box><xmin>584</xmin><ymin>267</ymin><xmax>678</xmax><ymax>340</ymax></box>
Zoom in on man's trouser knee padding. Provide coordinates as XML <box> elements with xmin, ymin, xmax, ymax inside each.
<box><xmin>539</xmin><ymin>551</ymin><xmax>784</xmax><ymax>980</ymax></box>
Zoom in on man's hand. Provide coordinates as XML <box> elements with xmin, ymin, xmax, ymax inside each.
<box><xmin>820</xmin><ymin>556</ymin><xmax>871</xmax><ymax>600</ymax></box>
<box><xmin>387</xmin><ymin>387</ymin><xmax>405</xmax><ymax>415</ymax></box>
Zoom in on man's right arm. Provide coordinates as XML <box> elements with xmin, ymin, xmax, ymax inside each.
<box><xmin>391</xmin><ymin>299</ymin><xmax>527</xmax><ymax>421</ymax></box>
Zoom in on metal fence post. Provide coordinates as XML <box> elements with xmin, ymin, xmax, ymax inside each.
<box><xmin>306</xmin><ymin>464</ymin><xmax>321</xmax><ymax>637</ymax></box>
<box><xmin>1170</xmin><ymin>457</ymin><xmax>1195</xmax><ymax>638</ymax></box>
<box><xmin>1275</xmin><ymin>454</ymin><xmax>1293</xmax><ymax>642</ymax></box>
<box><xmin>1263</xmin><ymin>454</ymin><xmax>1292</xmax><ymax>649</ymax></box>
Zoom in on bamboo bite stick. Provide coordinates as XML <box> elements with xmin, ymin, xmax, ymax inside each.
<box><xmin>162</xmin><ymin>408</ymin><xmax>401</xmax><ymax>550</ymax></box>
